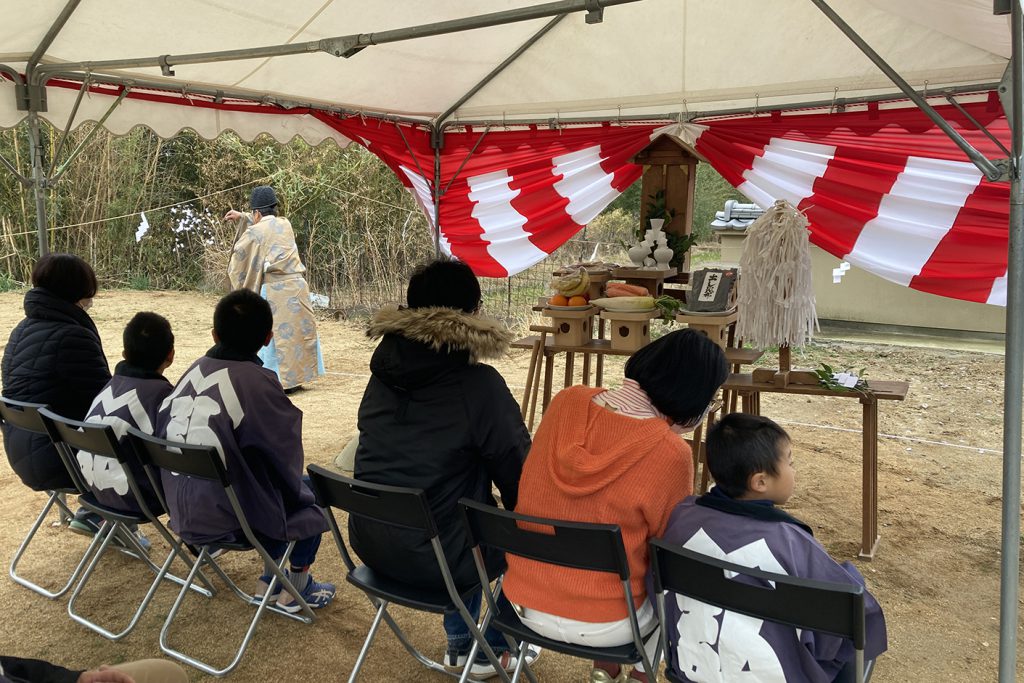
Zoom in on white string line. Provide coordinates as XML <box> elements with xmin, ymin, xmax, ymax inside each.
<box><xmin>5</xmin><ymin>172</ymin><xmax>423</xmax><ymax>239</ymax></box>
<box><xmin>774</xmin><ymin>418</ymin><xmax>1002</xmax><ymax>455</ymax></box>
<box><xmin>4</xmin><ymin>175</ymin><xmax>277</xmax><ymax>237</ymax></box>
<box><xmin>298</xmin><ymin>174</ymin><xmax>419</xmax><ymax>214</ymax></box>
<box><xmin>322</xmin><ymin>370</ymin><xmax>999</xmax><ymax>455</ymax></box>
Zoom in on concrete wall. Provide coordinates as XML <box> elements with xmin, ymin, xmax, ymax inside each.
<box><xmin>718</xmin><ymin>232</ymin><xmax>1005</xmax><ymax>334</ymax></box>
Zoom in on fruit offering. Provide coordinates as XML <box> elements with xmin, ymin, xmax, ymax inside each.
<box><xmin>549</xmin><ymin>266</ymin><xmax>590</xmax><ymax>298</ymax></box>
<box><xmin>549</xmin><ymin>294</ymin><xmax>569</xmax><ymax>306</ymax></box>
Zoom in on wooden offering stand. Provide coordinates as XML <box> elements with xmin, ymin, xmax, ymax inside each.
<box><xmin>674</xmin><ymin>308</ymin><xmax>738</xmax><ymax>349</ymax></box>
<box><xmin>751</xmin><ymin>345</ymin><xmax>821</xmax><ymax>388</ymax></box>
<box><xmin>542</xmin><ymin>306</ymin><xmax>597</xmax><ymax>347</ymax></box>
<box><xmin>599</xmin><ymin>308</ymin><xmax>661</xmax><ymax>352</ymax></box>
<box><xmin>611</xmin><ymin>266</ymin><xmax>677</xmax><ymax>297</ymax></box>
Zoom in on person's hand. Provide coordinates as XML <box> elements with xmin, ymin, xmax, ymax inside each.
<box><xmin>77</xmin><ymin>665</ymin><xmax>136</xmax><ymax>683</ymax></box>
<box><xmin>224</xmin><ymin>209</ymin><xmax>244</xmax><ymax>221</ymax></box>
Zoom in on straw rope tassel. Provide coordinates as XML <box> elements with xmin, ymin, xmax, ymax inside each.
<box><xmin>736</xmin><ymin>199</ymin><xmax>819</xmax><ymax>349</ymax></box>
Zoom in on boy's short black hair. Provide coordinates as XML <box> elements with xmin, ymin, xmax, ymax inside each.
<box><xmin>31</xmin><ymin>253</ymin><xmax>98</xmax><ymax>303</ymax></box>
<box><xmin>214</xmin><ymin>289</ymin><xmax>273</xmax><ymax>354</ymax></box>
<box><xmin>406</xmin><ymin>257</ymin><xmax>481</xmax><ymax>313</ymax></box>
<box><xmin>624</xmin><ymin>329</ymin><xmax>729</xmax><ymax>425</ymax></box>
<box><xmin>706</xmin><ymin>413</ymin><xmax>790</xmax><ymax>498</ymax></box>
<box><xmin>124</xmin><ymin>312</ymin><xmax>174</xmax><ymax>372</ymax></box>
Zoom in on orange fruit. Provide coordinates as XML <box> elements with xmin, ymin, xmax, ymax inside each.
<box><xmin>568</xmin><ymin>295</ymin><xmax>588</xmax><ymax>307</ymax></box>
<box><xmin>549</xmin><ymin>294</ymin><xmax>569</xmax><ymax>306</ymax></box>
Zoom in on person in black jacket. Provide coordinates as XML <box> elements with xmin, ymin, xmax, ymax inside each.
<box><xmin>350</xmin><ymin>257</ymin><xmax>535</xmax><ymax>676</ymax></box>
<box><xmin>2</xmin><ymin>253</ymin><xmax>111</xmax><ymax>492</ymax></box>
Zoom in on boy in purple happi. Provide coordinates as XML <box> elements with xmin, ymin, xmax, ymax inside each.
<box><xmin>72</xmin><ymin>312</ymin><xmax>176</xmax><ymax>548</ymax></box>
<box><xmin>659</xmin><ymin>413</ymin><xmax>887</xmax><ymax>683</ymax></box>
<box><xmin>157</xmin><ymin>289</ymin><xmax>334</xmax><ymax>613</ymax></box>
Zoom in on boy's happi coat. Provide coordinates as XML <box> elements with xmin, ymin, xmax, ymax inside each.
<box><xmin>156</xmin><ymin>347</ymin><xmax>326</xmax><ymax>545</ymax></box>
<box><xmin>659</xmin><ymin>495</ymin><xmax>887</xmax><ymax>683</ymax></box>
<box><xmin>77</xmin><ymin>362</ymin><xmax>172</xmax><ymax>512</ymax></box>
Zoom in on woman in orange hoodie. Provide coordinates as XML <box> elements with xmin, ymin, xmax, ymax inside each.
<box><xmin>503</xmin><ymin>329</ymin><xmax>728</xmax><ymax>683</ymax></box>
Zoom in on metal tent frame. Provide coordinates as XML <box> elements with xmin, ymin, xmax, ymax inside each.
<box><xmin>2</xmin><ymin>1</ymin><xmax>1023</xmax><ymax>679</ymax></box>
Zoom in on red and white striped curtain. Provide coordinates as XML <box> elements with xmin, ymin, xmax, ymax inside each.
<box><xmin>318</xmin><ymin>95</ymin><xmax>1011</xmax><ymax>305</ymax></box>
<box><xmin>316</xmin><ymin>113</ymin><xmax>658</xmax><ymax>277</ymax></box>
<box><xmin>691</xmin><ymin>93</ymin><xmax>1010</xmax><ymax>306</ymax></box>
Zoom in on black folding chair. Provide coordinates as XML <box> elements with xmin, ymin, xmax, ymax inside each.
<box><xmin>127</xmin><ymin>427</ymin><xmax>316</xmax><ymax>677</ymax></box>
<box><xmin>306</xmin><ymin>463</ymin><xmax>511</xmax><ymax>683</ymax></box>
<box><xmin>1</xmin><ymin>397</ymin><xmax>89</xmax><ymax>598</ymax></box>
<box><xmin>649</xmin><ymin>540</ymin><xmax>874</xmax><ymax>682</ymax></box>
<box><xmin>39</xmin><ymin>409</ymin><xmax>213</xmax><ymax>640</ymax></box>
<box><xmin>459</xmin><ymin>498</ymin><xmax>660</xmax><ymax>683</ymax></box>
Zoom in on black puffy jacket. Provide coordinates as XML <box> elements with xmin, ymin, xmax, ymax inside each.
<box><xmin>2</xmin><ymin>288</ymin><xmax>110</xmax><ymax>491</ymax></box>
<box><xmin>349</xmin><ymin>306</ymin><xmax>531</xmax><ymax>589</ymax></box>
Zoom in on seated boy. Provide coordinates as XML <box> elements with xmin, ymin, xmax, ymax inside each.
<box><xmin>659</xmin><ymin>413</ymin><xmax>887</xmax><ymax>683</ymax></box>
<box><xmin>156</xmin><ymin>289</ymin><xmax>334</xmax><ymax>612</ymax></box>
<box><xmin>72</xmin><ymin>312</ymin><xmax>176</xmax><ymax>548</ymax></box>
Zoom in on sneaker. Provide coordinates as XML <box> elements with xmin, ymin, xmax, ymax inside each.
<box><xmin>254</xmin><ymin>574</ymin><xmax>283</xmax><ymax>600</ymax></box>
<box><xmin>68</xmin><ymin>511</ymin><xmax>102</xmax><ymax>537</ymax></box>
<box><xmin>460</xmin><ymin>647</ymin><xmax>542</xmax><ymax>681</ymax></box>
<box><xmin>276</xmin><ymin>576</ymin><xmax>336</xmax><ymax>613</ymax></box>
<box><xmin>590</xmin><ymin>666</ymin><xmax>629</xmax><ymax>683</ymax></box>
<box><xmin>116</xmin><ymin>528</ymin><xmax>152</xmax><ymax>555</ymax></box>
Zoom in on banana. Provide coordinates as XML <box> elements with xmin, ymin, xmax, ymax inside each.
<box><xmin>550</xmin><ymin>267</ymin><xmax>590</xmax><ymax>297</ymax></box>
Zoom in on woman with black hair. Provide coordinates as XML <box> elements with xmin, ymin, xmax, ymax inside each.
<box><xmin>2</xmin><ymin>253</ymin><xmax>111</xmax><ymax>491</ymax></box>
<box><xmin>502</xmin><ymin>329</ymin><xmax>730</xmax><ymax>683</ymax></box>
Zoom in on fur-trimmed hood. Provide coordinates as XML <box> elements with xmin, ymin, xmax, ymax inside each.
<box><xmin>366</xmin><ymin>305</ymin><xmax>511</xmax><ymax>363</ymax></box>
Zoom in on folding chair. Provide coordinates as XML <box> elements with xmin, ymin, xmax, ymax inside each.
<box><xmin>649</xmin><ymin>540</ymin><xmax>874</xmax><ymax>683</ymax></box>
<box><xmin>305</xmin><ymin>463</ymin><xmax>511</xmax><ymax>683</ymax></box>
<box><xmin>459</xmin><ymin>498</ymin><xmax>661</xmax><ymax>683</ymax></box>
<box><xmin>1</xmin><ymin>397</ymin><xmax>89</xmax><ymax>599</ymax></box>
<box><xmin>39</xmin><ymin>409</ymin><xmax>213</xmax><ymax>640</ymax></box>
<box><xmin>127</xmin><ymin>427</ymin><xmax>316</xmax><ymax>677</ymax></box>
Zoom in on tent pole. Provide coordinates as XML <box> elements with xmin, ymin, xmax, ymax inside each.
<box><xmin>26</xmin><ymin>111</ymin><xmax>48</xmax><ymax>256</ymax></box>
<box><xmin>998</xmin><ymin>2</ymin><xmax>1024</xmax><ymax>680</ymax></box>
<box><xmin>441</xmin><ymin>82</ymin><xmax>1001</xmax><ymax>131</ymax></box>
<box><xmin>33</xmin><ymin>0</ymin><xmax>638</xmax><ymax>76</ymax></box>
<box><xmin>25</xmin><ymin>0</ymin><xmax>82</xmax><ymax>78</ymax></box>
<box><xmin>432</xmin><ymin>125</ymin><xmax>442</xmax><ymax>257</ymax></box>
<box><xmin>50</xmin><ymin>88</ymin><xmax>129</xmax><ymax>182</ymax></box>
<box><xmin>436</xmin><ymin>14</ymin><xmax>566</xmax><ymax>125</ymax></box>
<box><xmin>22</xmin><ymin>0</ymin><xmax>82</xmax><ymax>257</ymax></box>
<box><xmin>808</xmin><ymin>0</ymin><xmax>1003</xmax><ymax>180</ymax></box>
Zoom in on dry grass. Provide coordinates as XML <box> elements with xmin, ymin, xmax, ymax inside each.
<box><xmin>0</xmin><ymin>290</ymin><xmax>1020</xmax><ymax>681</ymax></box>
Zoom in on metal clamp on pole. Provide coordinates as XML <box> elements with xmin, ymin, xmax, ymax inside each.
<box><xmin>158</xmin><ymin>55</ymin><xmax>175</xmax><ymax>77</ymax></box>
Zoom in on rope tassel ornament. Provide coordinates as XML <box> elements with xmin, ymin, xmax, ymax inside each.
<box><xmin>736</xmin><ymin>200</ymin><xmax>819</xmax><ymax>356</ymax></box>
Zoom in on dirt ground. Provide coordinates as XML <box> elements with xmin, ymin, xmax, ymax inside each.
<box><xmin>0</xmin><ymin>289</ymin><xmax>1019</xmax><ymax>682</ymax></box>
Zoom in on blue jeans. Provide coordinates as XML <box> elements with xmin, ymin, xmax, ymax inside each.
<box><xmin>444</xmin><ymin>591</ymin><xmax>512</xmax><ymax>656</ymax></box>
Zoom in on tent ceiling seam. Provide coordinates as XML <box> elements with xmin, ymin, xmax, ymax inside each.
<box><xmin>230</xmin><ymin>0</ymin><xmax>338</xmax><ymax>88</ymax></box>
<box><xmin>809</xmin><ymin>0</ymin><xmax>1003</xmax><ymax>180</ymax></box>
<box><xmin>436</xmin><ymin>13</ymin><xmax>566</xmax><ymax>127</ymax></box>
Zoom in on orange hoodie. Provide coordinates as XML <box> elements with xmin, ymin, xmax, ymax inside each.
<box><xmin>503</xmin><ymin>385</ymin><xmax>693</xmax><ymax>622</ymax></box>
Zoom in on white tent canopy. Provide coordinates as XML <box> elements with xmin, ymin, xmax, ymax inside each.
<box><xmin>1</xmin><ymin>3</ymin><xmax>1023</xmax><ymax>681</ymax></box>
<box><xmin>0</xmin><ymin>0</ymin><xmax>1012</xmax><ymax>144</ymax></box>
